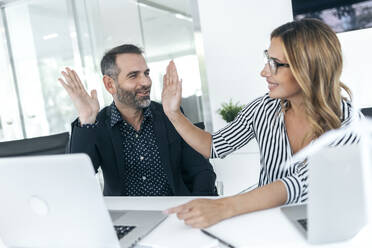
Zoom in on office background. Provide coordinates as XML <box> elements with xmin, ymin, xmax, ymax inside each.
<box><xmin>0</xmin><ymin>0</ymin><xmax>371</xmax><ymax>195</ymax></box>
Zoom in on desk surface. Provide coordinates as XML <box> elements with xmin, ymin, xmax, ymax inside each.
<box><xmin>0</xmin><ymin>197</ymin><xmax>369</xmax><ymax>248</ymax></box>
<box><xmin>105</xmin><ymin>197</ymin><xmax>371</xmax><ymax>248</ymax></box>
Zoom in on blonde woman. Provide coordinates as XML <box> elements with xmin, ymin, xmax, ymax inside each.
<box><xmin>161</xmin><ymin>19</ymin><xmax>359</xmax><ymax>228</ymax></box>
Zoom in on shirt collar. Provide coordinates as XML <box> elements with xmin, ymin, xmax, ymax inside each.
<box><xmin>110</xmin><ymin>102</ymin><xmax>153</xmax><ymax>127</ymax></box>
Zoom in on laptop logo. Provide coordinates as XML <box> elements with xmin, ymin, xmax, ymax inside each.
<box><xmin>29</xmin><ymin>195</ymin><xmax>49</xmax><ymax>216</ymax></box>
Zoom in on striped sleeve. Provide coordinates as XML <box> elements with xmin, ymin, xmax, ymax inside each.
<box><xmin>211</xmin><ymin>96</ymin><xmax>263</xmax><ymax>158</ymax></box>
<box><xmin>280</xmin><ymin>160</ymin><xmax>308</xmax><ymax>204</ymax></box>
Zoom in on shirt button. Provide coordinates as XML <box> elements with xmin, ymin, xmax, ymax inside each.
<box><xmin>135</xmin><ymin>134</ymin><xmax>138</xmax><ymax>138</ymax></box>
<box><xmin>142</xmin><ymin>176</ymin><xmax>146</xmax><ymax>180</ymax></box>
<box><xmin>140</xmin><ymin>156</ymin><xmax>144</xmax><ymax>161</ymax></box>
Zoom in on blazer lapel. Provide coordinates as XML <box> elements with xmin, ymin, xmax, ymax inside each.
<box><xmin>151</xmin><ymin>105</ymin><xmax>176</xmax><ymax>194</ymax></box>
<box><xmin>105</xmin><ymin>109</ymin><xmax>127</xmax><ymax>181</ymax></box>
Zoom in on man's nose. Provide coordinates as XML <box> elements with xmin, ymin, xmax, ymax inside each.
<box><xmin>139</xmin><ymin>74</ymin><xmax>151</xmax><ymax>86</ymax></box>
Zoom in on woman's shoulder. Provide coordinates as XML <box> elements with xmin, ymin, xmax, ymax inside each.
<box><xmin>242</xmin><ymin>93</ymin><xmax>281</xmax><ymax>112</ymax></box>
<box><xmin>244</xmin><ymin>93</ymin><xmax>280</xmax><ymax>107</ymax></box>
<box><xmin>236</xmin><ymin>93</ymin><xmax>282</xmax><ymax>122</ymax></box>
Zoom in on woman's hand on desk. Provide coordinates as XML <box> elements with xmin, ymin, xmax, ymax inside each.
<box><xmin>165</xmin><ymin>181</ymin><xmax>288</xmax><ymax>228</ymax></box>
<box><xmin>164</xmin><ymin>198</ymin><xmax>233</xmax><ymax>228</ymax></box>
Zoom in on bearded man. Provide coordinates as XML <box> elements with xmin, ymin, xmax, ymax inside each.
<box><xmin>59</xmin><ymin>44</ymin><xmax>217</xmax><ymax>196</ymax></box>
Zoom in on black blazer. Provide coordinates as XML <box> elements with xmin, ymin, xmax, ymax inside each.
<box><xmin>69</xmin><ymin>101</ymin><xmax>217</xmax><ymax>196</ymax></box>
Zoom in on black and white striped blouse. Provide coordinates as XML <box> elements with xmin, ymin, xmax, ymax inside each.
<box><xmin>211</xmin><ymin>93</ymin><xmax>359</xmax><ymax>204</ymax></box>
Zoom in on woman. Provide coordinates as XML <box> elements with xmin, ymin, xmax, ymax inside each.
<box><xmin>161</xmin><ymin>18</ymin><xmax>359</xmax><ymax>228</ymax></box>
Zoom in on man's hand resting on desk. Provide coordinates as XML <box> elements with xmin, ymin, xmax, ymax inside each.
<box><xmin>58</xmin><ymin>67</ymin><xmax>100</xmax><ymax>124</ymax></box>
<box><xmin>164</xmin><ymin>198</ymin><xmax>233</xmax><ymax>228</ymax></box>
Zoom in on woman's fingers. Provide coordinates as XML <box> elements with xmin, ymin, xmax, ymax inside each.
<box><xmin>184</xmin><ymin>216</ymin><xmax>209</xmax><ymax>228</ymax></box>
<box><xmin>163</xmin><ymin>60</ymin><xmax>181</xmax><ymax>91</ymax></box>
<box><xmin>170</xmin><ymin>60</ymin><xmax>179</xmax><ymax>84</ymax></box>
<box><xmin>163</xmin><ymin>73</ymin><xmax>169</xmax><ymax>87</ymax></box>
<box><xmin>177</xmin><ymin>207</ymin><xmax>199</xmax><ymax>220</ymax></box>
<box><xmin>164</xmin><ymin>202</ymin><xmax>189</xmax><ymax>215</ymax></box>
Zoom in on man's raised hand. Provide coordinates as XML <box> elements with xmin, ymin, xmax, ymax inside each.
<box><xmin>58</xmin><ymin>67</ymin><xmax>99</xmax><ymax>124</ymax></box>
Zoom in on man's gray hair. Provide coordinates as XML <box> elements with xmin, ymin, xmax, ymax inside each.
<box><xmin>100</xmin><ymin>44</ymin><xmax>143</xmax><ymax>80</ymax></box>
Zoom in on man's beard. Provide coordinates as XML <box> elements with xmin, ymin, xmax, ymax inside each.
<box><xmin>116</xmin><ymin>85</ymin><xmax>151</xmax><ymax>109</ymax></box>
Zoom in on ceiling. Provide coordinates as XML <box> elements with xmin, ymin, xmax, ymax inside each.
<box><xmin>1</xmin><ymin>0</ymin><xmax>196</xmax><ymax>62</ymax></box>
<box><xmin>143</xmin><ymin>0</ymin><xmax>191</xmax><ymax>15</ymax></box>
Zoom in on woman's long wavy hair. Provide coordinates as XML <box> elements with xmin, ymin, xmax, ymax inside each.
<box><xmin>271</xmin><ymin>18</ymin><xmax>352</xmax><ymax>141</ymax></box>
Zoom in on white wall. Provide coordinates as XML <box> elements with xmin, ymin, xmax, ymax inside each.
<box><xmin>194</xmin><ymin>0</ymin><xmax>372</xmax><ymax>194</ymax></box>
<box><xmin>195</xmin><ymin>0</ymin><xmax>293</xmax><ymax>131</ymax></box>
<box><xmin>338</xmin><ymin>28</ymin><xmax>372</xmax><ymax>108</ymax></box>
<box><xmin>193</xmin><ymin>0</ymin><xmax>293</xmax><ymax>193</ymax></box>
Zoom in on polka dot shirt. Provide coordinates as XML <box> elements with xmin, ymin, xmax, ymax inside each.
<box><xmin>109</xmin><ymin>103</ymin><xmax>172</xmax><ymax>196</ymax></box>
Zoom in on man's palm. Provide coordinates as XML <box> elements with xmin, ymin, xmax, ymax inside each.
<box><xmin>58</xmin><ymin>68</ymin><xmax>99</xmax><ymax>124</ymax></box>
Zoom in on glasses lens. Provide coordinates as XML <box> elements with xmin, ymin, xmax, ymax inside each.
<box><xmin>269</xmin><ymin>59</ymin><xmax>277</xmax><ymax>74</ymax></box>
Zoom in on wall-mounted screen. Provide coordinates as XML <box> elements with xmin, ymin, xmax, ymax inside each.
<box><xmin>292</xmin><ymin>0</ymin><xmax>372</xmax><ymax>33</ymax></box>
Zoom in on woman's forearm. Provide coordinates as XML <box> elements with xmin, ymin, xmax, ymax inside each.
<box><xmin>167</xmin><ymin>111</ymin><xmax>212</xmax><ymax>158</ymax></box>
<box><xmin>166</xmin><ymin>180</ymin><xmax>288</xmax><ymax>228</ymax></box>
<box><xmin>223</xmin><ymin>180</ymin><xmax>288</xmax><ymax>218</ymax></box>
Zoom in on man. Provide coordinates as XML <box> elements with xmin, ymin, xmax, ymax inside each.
<box><xmin>58</xmin><ymin>44</ymin><xmax>217</xmax><ymax>196</ymax></box>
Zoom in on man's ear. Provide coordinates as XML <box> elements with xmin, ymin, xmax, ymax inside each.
<box><xmin>103</xmin><ymin>75</ymin><xmax>116</xmax><ymax>95</ymax></box>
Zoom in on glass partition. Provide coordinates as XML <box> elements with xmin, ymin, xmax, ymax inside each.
<box><xmin>0</xmin><ymin>0</ymin><xmax>210</xmax><ymax>140</ymax></box>
<box><xmin>0</xmin><ymin>8</ymin><xmax>24</xmax><ymax>141</ymax></box>
<box><xmin>4</xmin><ymin>0</ymin><xmax>81</xmax><ymax>138</ymax></box>
<box><xmin>139</xmin><ymin>0</ymin><xmax>204</xmax><ymax>123</ymax></box>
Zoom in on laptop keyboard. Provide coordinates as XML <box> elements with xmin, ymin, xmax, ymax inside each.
<box><xmin>114</xmin><ymin>225</ymin><xmax>136</xmax><ymax>240</ymax></box>
<box><xmin>297</xmin><ymin>219</ymin><xmax>308</xmax><ymax>231</ymax></box>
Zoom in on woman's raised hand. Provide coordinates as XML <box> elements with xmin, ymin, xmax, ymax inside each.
<box><xmin>162</xmin><ymin>61</ymin><xmax>182</xmax><ymax>118</ymax></box>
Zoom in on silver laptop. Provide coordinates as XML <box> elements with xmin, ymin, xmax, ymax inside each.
<box><xmin>281</xmin><ymin>144</ymin><xmax>367</xmax><ymax>244</ymax></box>
<box><xmin>0</xmin><ymin>154</ymin><xmax>167</xmax><ymax>248</ymax></box>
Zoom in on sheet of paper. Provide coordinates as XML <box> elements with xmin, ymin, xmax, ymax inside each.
<box><xmin>139</xmin><ymin>214</ymin><xmax>219</xmax><ymax>248</ymax></box>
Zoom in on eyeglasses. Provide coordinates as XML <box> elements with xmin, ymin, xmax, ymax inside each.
<box><xmin>264</xmin><ymin>49</ymin><xmax>290</xmax><ymax>75</ymax></box>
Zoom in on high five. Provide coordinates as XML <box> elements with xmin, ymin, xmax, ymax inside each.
<box><xmin>162</xmin><ymin>19</ymin><xmax>360</xmax><ymax>228</ymax></box>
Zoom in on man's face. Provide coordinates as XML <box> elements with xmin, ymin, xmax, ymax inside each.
<box><xmin>114</xmin><ymin>53</ymin><xmax>152</xmax><ymax>109</ymax></box>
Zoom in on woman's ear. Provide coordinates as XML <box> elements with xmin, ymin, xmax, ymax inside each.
<box><xmin>103</xmin><ymin>75</ymin><xmax>116</xmax><ymax>95</ymax></box>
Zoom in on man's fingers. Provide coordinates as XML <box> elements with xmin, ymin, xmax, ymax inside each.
<box><xmin>58</xmin><ymin>78</ymin><xmax>71</xmax><ymax>92</ymax></box>
<box><xmin>61</xmin><ymin>71</ymin><xmax>75</xmax><ymax>88</ymax></box>
<box><xmin>65</xmin><ymin>67</ymin><xmax>80</xmax><ymax>89</ymax></box>
<box><xmin>72</xmin><ymin>69</ymin><xmax>85</xmax><ymax>91</ymax></box>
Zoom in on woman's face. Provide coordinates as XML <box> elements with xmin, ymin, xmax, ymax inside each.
<box><xmin>260</xmin><ymin>37</ymin><xmax>302</xmax><ymax>102</ymax></box>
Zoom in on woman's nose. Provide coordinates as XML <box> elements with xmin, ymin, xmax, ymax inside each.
<box><xmin>260</xmin><ymin>63</ymin><xmax>271</xmax><ymax>78</ymax></box>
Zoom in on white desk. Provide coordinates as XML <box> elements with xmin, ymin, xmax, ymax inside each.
<box><xmin>105</xmin><ymin>197</ymin><xmax>219</xmax><ymax>248</ymax></box>
<box><xmin>104</xmin><ymin>197</ymin><xmax>371</xmax><ymax>248</ymax></box>
<box><xmin>0</xmin><ymin>197</ymin><xmax>369</xmax><ymax>247</ymax></box>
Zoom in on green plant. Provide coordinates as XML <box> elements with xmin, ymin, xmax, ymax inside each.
<box><xmin>217</xmin><ymin>99</ymin><xmax>244</xmax><ymax>122</ymax></box>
